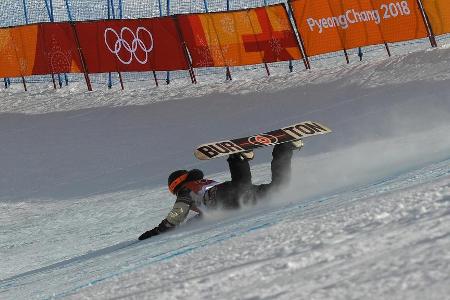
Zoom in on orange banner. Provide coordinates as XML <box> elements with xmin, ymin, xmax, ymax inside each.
<box><xmin>178</xmin><ymin>4</ymin><xmax>302</xmax><ymax>68</ymax></box>
<box><xmin>290</xmin><ymin>0</ymin><xmax>428</xmax><ymax>56</ymax></box>
<box><xmin>0</xmin><ymin>25</ymin><xmax>39</xmax><ymax>77</ymax></box>
<box><xmin>0</xmin><ymin>23</ymin><xmax>81</xmax><ymax>78</ymax></box>
<box><xmin>422</xmin><ymin>0</ymin><xmax>450</xmax><ymax>35</ymax></box>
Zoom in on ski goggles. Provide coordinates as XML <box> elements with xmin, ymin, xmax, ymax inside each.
<box><xmin>169</xmin><ymin>173</ymin><xmax>188</xmax><ymax>194</ymax></box>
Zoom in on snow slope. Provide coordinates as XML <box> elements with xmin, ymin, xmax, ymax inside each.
<box><xmin>0</xmin><ymin>45</ymin><xmax>449</xmax><ymax>299</ymax></box>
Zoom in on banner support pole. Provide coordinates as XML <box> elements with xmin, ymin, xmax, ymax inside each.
<box><xmin>107</xmin><ymin>0</ymin><xmax>113</xmax><ymax>89</ymax></box>
<box><xmin>158</xmin><ymin>0</ymin><xmax>162</xmax><ymax>16</ymax></box>
<box><xmin>174</xmin><ymin>16</ymin><xmax>197</xmax><ymax>84</ymax></box>
<box><xmin>21</xmin><ymin>76</ymin><xmax>27</xmax><ymax>91</ymax></box>
<box><xmin>155</xmin><ymin>0</ymin><xmax>164</xmax><ymax>87</ymax></box>
<box><xmin>108</xmin><ymin>0</ymin><xmax>125</xmax><ymax>89</ymax></box>
<box><xmin>44</xmin><ymin>0</ymin><xmax>55</xmax><ymax>22</ymax></box>
<box><xmin>343</xmin><ymin>49</ymin><xmax>349</xmax><ymax>64</ymax></box>
<box><xmin>22</xmin><ymin>0</ymin><xmax>29</xmax><ymax>24</ymax></box>
<box><xmin>57</xmin><ymin>74</ymin><xmax>62</xmax><ymax>88</ymax></box>
<box><xmin>20</xmin><ymin>0</ymin><xmax>30</xmax><ymax>91</ymax></box>
<box><xmin>166</xmin><ymin>0</ymin><xmax>171</xmax><ymax>84</ymax></box>
<box><xmin>51</xmin><ymin>73</ymin><xmax>57</xmax><ymax>89</ymax></box>
<box><xmin>284</xmin><ymin>1</ymin><xmax>294</xmax><ymax>72</ymax></box>
<box><xmin>108</xmin><ymin>73</ymin><xmax>112</xmax><ymax>89</ymax></box>
<box><xmin>264</xmin><ymin>63</ymin><xmax>270</xmax><ymax>76</ymax></box>
<box><xmin>118</xmin><ymin>70</ymin><xmax>124</xmax><ymax>90</ymax></box>
<box><xmin>226</xmin><ymin>67</ymin><xmax>232</xmax><ymax>81</ymax></box>
<box><xmin>64</xmin><ymin>0</ymin><xmax>74</xmax><ymax>23</ymax></box>
<box><xmin>416</xmin><ymin>0</ymin><xmax>437</xmax><ymax>47</ymax></box>
<box><xmin>286</xmin><ymin>1</ymin><xmax>310</xmax><ymax>69</ymax></box>
<box><xmin>152</xmin><ymin>71</ymin><xmax>159</xmax><ymax>87</ymax></box>
<box><xmin>225</xmin><ymin>0</ymin><xmax>232</xmax><ymax>81</ymax></box>
<box><xmin>70</xmin><ymin>22</ymin><xmax>92</xmax><ymax>91</ymax></box>
<box><xmin>384</xmin><ymin>43</ymin><xmax>391</xmax><ymax>57</ymax></box>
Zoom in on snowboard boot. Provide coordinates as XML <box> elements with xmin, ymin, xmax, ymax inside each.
<box><xmin>230</xmin><ymin>151</ymin><xmax>254</xmax><ymax>161</ymax></box>
<box><xmin>291</xmin><ymin>139</ymin><xmax>304</xmax><ymax>151</ymax></box>
<box><xmin>241</xmin><ymin>151</ymin><xmax>255</xmax><ymax>160</ymax></box>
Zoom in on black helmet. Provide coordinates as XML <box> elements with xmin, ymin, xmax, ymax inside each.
<box><xmin>168</xmin><ymin>169</ymin><xmax>204</xmax><ymax>194</ymax></box>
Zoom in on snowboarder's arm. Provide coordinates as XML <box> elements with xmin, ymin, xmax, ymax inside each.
<box><xmin>138</xmin><ymin>188</ymin><xmax>193</xmax><ymax>240</ymax></box>
<box><xmin>138</xmin><ymin>219</ymin><xmax>174</xmax><ymax>240</ymax></box>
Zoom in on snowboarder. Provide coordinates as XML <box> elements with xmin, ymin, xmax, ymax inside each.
<box><xmin>138</xmin><ymin>140</ymin><xmax>303</xmax><ymax>240</ymax></box>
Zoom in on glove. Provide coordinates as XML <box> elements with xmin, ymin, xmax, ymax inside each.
<box><xmin>138</xmin><ymin>219</ymin><xmax>175</xmax><ymax>241</ymax></box>
<box><xmin>138</xmin><ymin>228</ymin><xmax>159</xmax><ymax>240</ymax></box>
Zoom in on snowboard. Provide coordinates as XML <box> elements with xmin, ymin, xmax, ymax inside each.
<box><xmin>194</xmin><ymin>121</ymin><xmax>332</xmax><ymax>160</ymax></box>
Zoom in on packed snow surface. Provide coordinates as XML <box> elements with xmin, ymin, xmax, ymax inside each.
<box><xmin>0</xmin><ymin>45</ymin><xmax>449</xmax><ymax>299</ymax></box>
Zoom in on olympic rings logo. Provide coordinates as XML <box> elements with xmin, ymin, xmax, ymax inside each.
<box><xmin>104</xmin><ymin>27</ymin><xmax>154</xmax><ymax>65</ymax></box>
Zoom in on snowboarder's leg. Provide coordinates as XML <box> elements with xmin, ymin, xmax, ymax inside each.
<box><xmin>270</xmin><ymin>143</ymin><xmax>294</xmax><ymax>187</ymax></box>
<box><xmin>213</xmin><ymin>154</ymin><xmax>253</xmax><ymax>209</ymax></box>
<box><xmin>256</xmin><ymin>142</ymin><xmax>300</xmax><ymax>198</ymax></box>
<box><xmin>227</xmin><ymin>154</ymin><xmax>252</xmax><ymax>187</ymax></box>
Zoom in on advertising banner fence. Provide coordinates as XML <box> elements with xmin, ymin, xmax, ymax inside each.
<box><xmin>177</xmin><ymin>4</ymin><xmax>302</xmax><ymax>68</ymax></box>
<box><xmin>289</xmin><ymin>0</ymin><xmax>428</xmax><ymax>56</ymax></box>
<box><xmin>0</xmin><ymin>0</ymin><xmax>444</xmax><ymax>90</ymax></box>
<box><xmin>75</xmin><ymin>17</ymin><xmax>189</xmax><ymax>73</ymax></box>
<box><xmin>422</xmin><ymin>0</ymin><xmax>450</xmax><ymax>35</ymax></box>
